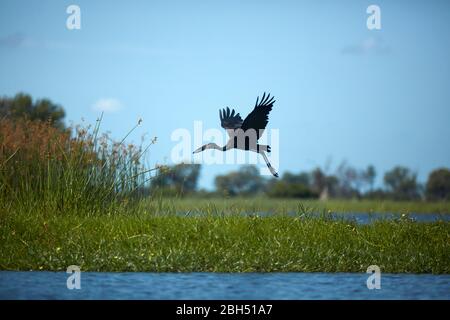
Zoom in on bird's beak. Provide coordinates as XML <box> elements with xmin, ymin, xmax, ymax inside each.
<box><xmin>193</xmin><ymin>146</ymin><xmax>203</xmax><ymax>154</ymax></box>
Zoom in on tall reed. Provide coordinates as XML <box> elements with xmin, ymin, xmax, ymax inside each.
<box><xmin>0</xmin><ymin>115</ymin><xmax>154</xmax><ymax>214</ymax></box>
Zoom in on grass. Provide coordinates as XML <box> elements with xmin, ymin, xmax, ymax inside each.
<box><xmin>0</xmin><ymin>116</ymin><xmax>154</xmax><ymax>214</ymax></box>
<box><xmin>1</xmin><ymin>117</ymin><xmax>449</xmax><ymax>274</ymax></box>
<box><xmin>140</xmin><ymin>197</ymin><xmax>450</xmax><ymax>215</ymax></box>
<box><xmin>0</xmin><ymin>204</ymin><xmax>449</xmax><ymax>273</ymax></box>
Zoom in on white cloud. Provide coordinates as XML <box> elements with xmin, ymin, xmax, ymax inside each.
<box><xmin>92</xmin><ymin>98</ymin><xmax>122</xmax><ymax>113</ymax></box>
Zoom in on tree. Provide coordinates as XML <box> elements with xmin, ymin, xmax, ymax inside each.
<box><xmin>151</xmin><ymin>163</ymin><xmax>201</xmax><ymax>196</ymax></box>
<box><xmin>215</xmin><ymin>165</ymin><xmax>265</xmax><ymax>196</ymax></box>
<box><xmin>311</xmin><ymin>167</ymin><xmax>326</xmax><ymax>194</ymax></box>
<box><xmin>426</xmin><ymin>168</ymin><xmax>450</xmax><ymax>201</ymax></box>
<box><xmin>363</xmin><ymin>165</ymin><xmax>376</xmax><ymax>192</ymax></box>
<box><xmin>309</xmin><ymin>167</ymin><xmax>341</xmax><ymax>199</ymax></box>
<box><xmin>267</xmin><ymin>181</ymin><xmax>318</xmax><ymax>198</ymax></box>
<box><xmin>281</xmin><ymin>171</ymin><xmax>310</xmax><ymax>186</ymax></box>
<box><xmin>0</xmin><ymin>93</ymin><xmax>65</xmax><ymax>129</ymax></box>
<box><xmin>334</xmin><ymin>161</ymin><xmax>365</xmax><ymax>198</ymax></box>
<box><xmin>384</xmin><ymin>166</ymin><xmax>420</xmax><ymax>200</ymax></box>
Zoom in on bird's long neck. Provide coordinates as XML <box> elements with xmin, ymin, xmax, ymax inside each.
<box><xmin>193</xmin><ymin>143</ymin><xmax>225</xmax><ymax>154</ymax></box>
<box><xmin>205</xmin><ymin>143</ymin><xmax>225</xmax><ymax>151</ymax></box>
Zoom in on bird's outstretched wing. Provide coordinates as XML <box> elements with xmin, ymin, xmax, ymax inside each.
<box><xmin>241</xmin><ymin>92</ymin><xmax>275</xmax><ymax>138</ymax></box>
<box><xmin>220</xmin><ymin>107</ymin><xmax>243</xmax><ymax>130</ymax></box>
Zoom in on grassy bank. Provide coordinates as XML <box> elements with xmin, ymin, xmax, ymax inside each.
<box><xmin>1</xmin><ymin>206</ymin><xmax>448</xmax><ymax>273</ymax></box>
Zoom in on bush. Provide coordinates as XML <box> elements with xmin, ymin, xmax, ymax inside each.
<box><xmin>151</xmin><ymin>163</ymin><xmax>201</xmax><ymax>197</ymax></box>
<box><xmin>0</xmin><ymin>92</ymin><xmax>66</xmax><ymax>129</ymax></box>
<box><xmin>426</xmin><ymin>168</ymin><xmax>450</xmax><ymax>201</ymax></box>
<box><xmin>267</xmin><ymin>181</ymin><xmax>318</xmax><ymax>199</ymax></box>
<box><xmin>215</xmin><ymin>165</ymin><xmax>265</xmax><ymax>196</ymax></box>
<box><xmin>384</xmin><ymin>166</ymin><xmax>420</xmax><ymax>200</ymax></box>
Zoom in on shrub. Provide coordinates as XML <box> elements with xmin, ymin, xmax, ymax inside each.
<box><xmin>267</xmin><ymin>181</ymin><xmax>318</xmax><ymax>199</ymax></box>
<box><xmin>426</xmin><ymin>168</ymin><xmax>450</xmax><ymax>201</ymax></box>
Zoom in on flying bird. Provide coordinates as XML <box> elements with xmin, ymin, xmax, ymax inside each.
<box><xmin>193</xmin><ymin>93</ymin><xmax>279</xmax><ymax>177</ymax></box>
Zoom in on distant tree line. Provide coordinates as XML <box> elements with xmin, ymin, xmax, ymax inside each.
<box><xmin>151</xmin><ymin>163</ymin><xmax>450</xmax><ymax>201</ymax></box>
<box><xmin>150</xmin><ymin>163</ymin><xmax>201</xmax><ymax>196</ymax></box>
<box><xmin>0</xmin><ymin>93</ymin><xmax>66</xmax><ymax>129</ymax></box>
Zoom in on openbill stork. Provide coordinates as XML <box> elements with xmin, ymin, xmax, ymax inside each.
<box><xmin>193</xmin><ymin>93</ymin><xmax>278</xmax><ymax>177</ymax></box>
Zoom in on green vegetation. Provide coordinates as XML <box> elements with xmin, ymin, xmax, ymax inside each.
<box><xmin>141</xmin><ymin>197</ymin><xmax>450</xmax><ymax>215</ymax></box>
<box><xmin>155</xmin><ymin>162</ymin><xmax>450</xmax><ymax>202</ymax></box>
<box><xmin>0</xmin><ymin>114</ymin><xmax>153</xmax><ymax>215</ymax></box>
<box><xmin>1</xmin><ymin>92</ymin><xmax>66</xmax><ymax>129</ymax></box>
<box><xmin>426</xmin><ymin>168</ymin><xmax>450</xmax><ymax>201</ymax></box>
<box><xmin>1</xmin><ymin>206</ymin><xmax>448</xmax><ymax>273</ymax></box>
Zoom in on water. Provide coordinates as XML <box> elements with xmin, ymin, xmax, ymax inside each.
<box><xmin>318</xmin><ymin>212</ymin><xmax>450</xmax><ymax>224</ymax></box>
<box><xmin>241</xmin><ymin>212</ymin><xmax>450</xmax><ymax>224</ymax></box>
<box><xmin>1</xmin><ymin>272</ymin><xmax>449</xmax><ymax>300</ymax></box>
<box><xmin>180</xmin><ymin>212</ymin><xmax>450</xmax><ymax>224</ymax></box>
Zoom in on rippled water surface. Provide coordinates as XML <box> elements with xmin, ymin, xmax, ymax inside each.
<box><xmin>1</xmin><ymin>272</ymin><xmax>449</xmax><ymax>300</ymax></box>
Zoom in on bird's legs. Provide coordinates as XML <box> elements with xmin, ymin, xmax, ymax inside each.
<box><xmin>259</xmin><ymin>150</ymin><xmax>279</xmax><ymax>177</ymax></box>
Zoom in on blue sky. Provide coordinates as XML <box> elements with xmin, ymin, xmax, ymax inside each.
<box><xmin>1</xmin><ymin>0</ymin><xmax>449</xmax><ymax>189</ymax></box>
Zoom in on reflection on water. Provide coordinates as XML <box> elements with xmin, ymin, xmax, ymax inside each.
<box><xmin>1</xmin><ymin>272</ymin><xmax>449</xmax><ymax>300</ymax></box>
